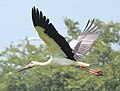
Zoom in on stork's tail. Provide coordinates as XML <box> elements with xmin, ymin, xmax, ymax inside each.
<box><xmin>75</xmin><ymin>61</ymin><xmax>90</xmax><ymax>67</ymax></box>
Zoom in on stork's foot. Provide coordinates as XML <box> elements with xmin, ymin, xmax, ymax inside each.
<box><xmin>92</xmin><ymin>70</ymin><xmax>103</xmax><ymax>76</ymax></box>
<box><xmin>88</xmin><ymin>69</ymin><xmax>103</xmax><ymax>76</ymax></box>
<box><xmin>80</xmin><ymin>66</ymin><xmax>103</xmax><ymax>76</ymax></box>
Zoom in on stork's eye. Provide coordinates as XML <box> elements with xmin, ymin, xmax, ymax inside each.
<box><xmin>31</xmin><ymin>63</ymin><xmax>33</xmax><ymax>64</ymax></box>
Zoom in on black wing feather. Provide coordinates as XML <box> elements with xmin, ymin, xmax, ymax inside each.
<box><xmin>32</xmin><ymin>6</ymin><xmax>75</xmax><ymax>61</ymax></box>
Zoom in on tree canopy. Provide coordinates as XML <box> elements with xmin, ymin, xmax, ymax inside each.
<box><xmin>0</xmin><ymin>18</ymin><xmax>120</xmax><ymax>91</ymax></box>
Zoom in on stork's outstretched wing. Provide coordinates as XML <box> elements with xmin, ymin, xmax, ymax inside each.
<box><xmin>69</xmin><ymin>19</ymin><xmax>103</xmax><ymax>61</ymax></box>
<box><xmin>32</xmin><ymin>7</ymin><xmax>75</xmax><ymax>61</ymax></box>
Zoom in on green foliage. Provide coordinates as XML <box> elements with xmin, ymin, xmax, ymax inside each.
<box><xmin>0</xmin><ymin>18</ymin><xmax>120</xmax><ymax>91</ymax></box>
<box><xmin>64</xmin><ymin>18</ymin><xmax>81</xmax><ymax>42</ymax></box>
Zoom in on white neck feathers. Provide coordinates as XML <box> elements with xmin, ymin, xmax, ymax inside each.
<box><xmin>35</xmin><ymin>57</ymin><xmax>53</xmax><ymax>66</ymax></box>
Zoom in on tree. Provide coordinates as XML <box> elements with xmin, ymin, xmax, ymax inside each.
<box><xmin>0</xmin><ymin>18</ymin><xmax>120</xmax><ymax>91</ymax></box>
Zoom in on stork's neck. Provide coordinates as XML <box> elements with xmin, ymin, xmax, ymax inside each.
<box><xmin>36</xmin><ymin>57</ymin><xmax>53</xmax><ymax>66</ymax></box>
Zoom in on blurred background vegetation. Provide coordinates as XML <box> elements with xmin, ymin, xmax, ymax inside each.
<box><xmin>0</xmin><ymin>18</ymin><xmax>120</xmax><ymax>91</ymax></box>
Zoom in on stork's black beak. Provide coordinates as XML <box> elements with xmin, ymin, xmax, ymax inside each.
<box><xmin>18</xmin><ymin>65</ymin><xmax>32</xmax><ymax>72</ymax></box>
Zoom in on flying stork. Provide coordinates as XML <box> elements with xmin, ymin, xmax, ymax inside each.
<box><xmin>19</xmin><ymin>6</ymin><xmax>103</xmax><ymax>76</ymax></box>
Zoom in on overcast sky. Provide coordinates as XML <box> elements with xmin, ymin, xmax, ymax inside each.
<box><xmin>0</xmin><ymin>0</ymin><xmax>120</xmax><ymax>51</ymax></box>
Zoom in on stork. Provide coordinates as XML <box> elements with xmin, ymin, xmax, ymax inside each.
<box><xmin>19</xmin><ymin>6</ymin><xmax>103</xmax><ymax>76</ymax></box>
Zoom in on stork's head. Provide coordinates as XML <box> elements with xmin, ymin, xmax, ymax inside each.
<box><xmin>18</xmin><ymin>61</ymin><xmax>39</xmax><ymax>72</ymax></box>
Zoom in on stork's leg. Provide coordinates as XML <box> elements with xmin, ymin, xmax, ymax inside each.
<box><xmin>80</xmin><ymin>66</ymin><xmax>103</xmax><ymax>76</ymax></box>
<box><xmin>74</xmin><ymin>62</ymin><xmax>103</xmax><ymax>76</ymax></box>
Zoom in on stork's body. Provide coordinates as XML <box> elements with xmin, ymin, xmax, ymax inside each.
<box><xmin>19</xmin><ymin>7</ymin><xmax>103</xmax><ymax>76</ymax></box>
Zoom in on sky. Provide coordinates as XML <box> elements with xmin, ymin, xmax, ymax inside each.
<box><xmin>0</xmin><ymin>0</ymin><xmax>120</xmax><ymax>51</ymax></box>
